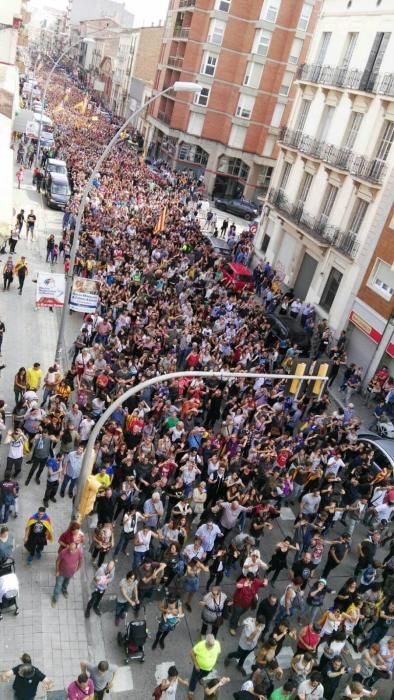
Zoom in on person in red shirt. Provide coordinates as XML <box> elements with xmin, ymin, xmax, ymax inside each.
<box><xmin>229</xmin><ymin>572</ymin><xmax>268</xmax><ymax>634</ymax></box>
<box><xmin>67</xmin><ymin>673</ymin><xmax>94</xmax><ymax>700</ymax></box>
<box><xmin>51</xmin><ymin>541</ymin><xmax>83</xmax><ymax>606</ymax></box>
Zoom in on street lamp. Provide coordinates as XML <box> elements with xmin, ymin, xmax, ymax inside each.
<box><xmin>54</xmin><ymin>79</ymin><xmax>202</xmax><ymax>365</ymax></box>
<box><xmin>73</xmin><ymin>369</ymin><xmax>328</xmax><ymax>520</ymax></box>
<box><xmin>35</xmin><ymin>35</ymin><xmax>97</xmax><ymax>166</ymax></box>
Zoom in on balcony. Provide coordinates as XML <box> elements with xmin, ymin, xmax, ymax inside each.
<box><xmin>179</xmin><ymin>0</ymin><xmax>196</xmax><ymax>7</ymax></box>
<box><xmin>158</xmin><ymin>111</ymin><xmax>172</xmax><ymax>125</ymax></box>
<box><xmin>296</xmin><ymin>63</ymin><xmax>394</xmax><ymax>98</ymax></box>
<box><xmin>278</xmin><ymin>127</ymin><xmax>387</xmax><ymax>186</ymax></box>
<box><xmin>267</xmin><ymin>188</ymin><xmax>359</xmax><ymax>260</ymax></box>
<box><xmin>167</xmin><ymin>55</ymin><xmax>184</xmax><ymax>69</ymax></box>
<box><xmin>173</xmin><ymin>25</ymin><xmax>190</xmax><ymax>39</ymax></box>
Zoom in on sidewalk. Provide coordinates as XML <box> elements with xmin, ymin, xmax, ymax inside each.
<box><xmin>0</xmin><ymin>167</ymin><xmax>107</xmax><ymax>697</ymax></box>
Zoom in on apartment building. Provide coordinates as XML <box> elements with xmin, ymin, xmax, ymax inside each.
<box><xmin>147</xmin><ymin>0</ymin><xmax>320</xmax><ymax>201</ymax></box>
<box><xmin>254</xmin><ymin>0</ymin><xmax>394</xmax><ymax>335</ymax></box>
<box><xmin>110</xmin><ymin>25</ymin><xmax>164</xmax><ymax>122</ymax></box>
<box><xmin>347</xmin><ymin>204</ymin><xmax>394</xmax><ymax>381</ymax></box>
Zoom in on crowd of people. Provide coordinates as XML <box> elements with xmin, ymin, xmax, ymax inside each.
<box><xmin>1</xmin><ymin>66</ymin><xmax>394</xmax><ymax>700</ymax></box>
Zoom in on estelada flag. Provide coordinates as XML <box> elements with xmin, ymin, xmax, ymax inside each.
<box><xmin>73</xmin><ymin>96</ymin><xmax>88</xmax><ymax>114</ymax></box>
<box><xmin>154</xmin><ymin>206</ymin><xmax>167</xmax><ymax>233</ymax></box>
<box><xmin>26</xmin><ymin>512</ymin><xmax>54</xmax><ymax>541</ymax></box>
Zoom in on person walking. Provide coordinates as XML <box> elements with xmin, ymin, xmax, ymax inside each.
<box><xmin>25</xmin><ymin>428</ymin><xmax>58</xmax><ymax>485</ymax></box>
<box><xmin>16</xmin><ymin>165</ymin><xmax>24</xmax><ymax>189</ymax></box>
<box><xmin>85</xmin><ymin>560</ymin><xmax>115</xmax><ymax>617</ymax></box>
<box><xmin>60</xmin><ymin>445</ymin><xmax>84</xmax><ymax>498</ymax></box>
<box><xmin>15</xmin><ymin>256</ymin><xmax>29</xmax><ymax>295</ymax></box>
<box><xmin>153</xmin><ymin>666</ymin><xmax>188</xmax><ymax>700</ymax></box>
<box><xmin>0</xmin><ymin>654</ymin><xmax>53</xmax><ymax>699</ymax></box>
<box><xmin>225</xmin><ymin>614</ymin><xmax>265</xmax><ymax>675</ymax></box>
<box><xmin>152</xmin><ymin>593</ymin><xmax>184</xmax><ymax>650</ymax></box>
<box><xmin>114</xmin><ymin>570</ymin><xmax>140</xmax><ymax>625</ymax></box>
<box><xmin>79</xmin><ymin>660</ymin><xmax>117</xmax><ymax>700</ymax></box>
<box><xmin>51</xmin><ymin>541</ymin><xmax>83</xmax><ymax>606</ymax></box>
<box><xmin>200</xmin><ymin>586</ymin><xmax>228</xmax><ymax>638</ymax></box>
<box><xmin>3</xmin><ymin>256</ymin><xmax>14</xmax><ymax>291</ymax></box>
<box><xmin>26</xmin><ymin>362</ymin><xmax>42</xmax><ymax>392</ymax></box>
<box><xmin>187</xmin><ymin>634</ymin><xmax>221</xmax><ymax>699</ymax></box>
<box><xmin>67</xmin><ymin>673</ymin><xmax>94</xmax><ymax>700</ymax></box>
<box><xmin>43</xmin><ymin>456</ymin><xmax>63</xmax><ymax>507</ymax></box>
<box><xmin>24</xmin><ymin>506</ymin><xmax>54</xmax><ymax>564</ymax></box>
<box><xmin>4</xmin><ymin>427</ymin><xmax>25</xmax><ymax>479</ymax></box>
<box><xmin>15</xmin><ymin>209</ymin><xmax>25</xmax><ymax>234</ymax></box>
<box><xmin>26</xmin><ymin>211</ymin><xmax>36</xmax><ymax>240</ymax></box>
<box><xmin>9</xmin><ymin>228</ymin><xmax>19</xmax><ymax>254</ymax></box>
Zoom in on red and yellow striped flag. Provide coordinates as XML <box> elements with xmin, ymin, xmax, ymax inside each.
<box><xmin>154</xmin><ymin>206</ymin><xmax>167</xmax><ymax>233</ymax></box>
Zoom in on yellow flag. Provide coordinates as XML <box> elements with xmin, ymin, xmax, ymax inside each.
<box><xmin>53</xmin><ymin>102</ymin><xmax>64</xmax><ymax>113</ymax></box>
<box><xmin>73</xmin><ymin>96</ymin><xmax>88</xmax><ymax>114</ymax></box>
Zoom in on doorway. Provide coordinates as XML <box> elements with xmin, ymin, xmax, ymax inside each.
<box><xmin>293</xmin><ymin>253</ymin><xmax>318</xmax><ymax>299</ymax></box>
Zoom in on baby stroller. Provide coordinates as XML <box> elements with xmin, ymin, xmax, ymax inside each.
<box><xmin>117</xmin><ymin>613</ymin><xmax>148</xmax><ymax>664</ymax></box>
<box><xmin>0</xmin><ymin>558</ymin><xmax>19</xmax><ymax>620</ymax></box>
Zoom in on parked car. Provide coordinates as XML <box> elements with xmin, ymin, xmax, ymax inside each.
<box><xmin>45</xmin><ymin>172</ymin><xmax>71</xmax><ymax>209</ymax></box>
<box><xmin>222</xmin><ymin>262</ymin><xmax>254</xmax><ymax>291</ymax></box>
<box><xmin>45</xmin><ymin>158</ymin><xmax>67</xmax><ymax>178</ymax></box>
<box><xmin>265</xmin><ymin>313</ymin><xmax>311</xmax><ymax>355</ymax></box>
<box><xmin>214</xmin><ymin>197</ymin><xmax>260</xmax><ymax>220</ymax></box>
<box><xmin>357</xmin><ymin>433</ymin><xmax>394</xmax><ymax>471</ymax></box>
<box><xmin>203</xmin><ymin>235</ymin><xmax>231</xmax><ymax>257</ymax></box>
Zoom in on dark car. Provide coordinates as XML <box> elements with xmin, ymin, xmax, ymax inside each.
<box><xmin>357</xmin><ymin>433</ymin><xmax>394</xmax><ymax>471</ymax></box>
<box><xmin>45</xmin><ymin>172</ymin><xmax>71</xmax><ymax>209</ymax></box>
<box><xmin>265</xmin><ymin>313</ymin><xmax>311</xmax><ymax>356</ymax></box>
<box><xmin>214</xmin><ymin>197</ymin><xmax>259</xmax><ymax>220</ymax></box>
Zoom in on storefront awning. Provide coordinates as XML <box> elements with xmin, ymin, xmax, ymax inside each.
<box><xmin>0</xmin><ymin>114</ymin><xmax>14</xmax><ymax>242</ymax></box>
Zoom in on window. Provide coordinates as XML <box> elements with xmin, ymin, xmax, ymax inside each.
<box><xmin>320</xmin><ymin>268</ymin><xmax>342</xmax><ymax>311</ymax></box>
<box><xmin>201</xmin><ymin>52</ymin><xmax>217</xmax><ymax>76</ymax></box>
<box><xmin>194</xmin><ymin>86</ymin><xmax>210</xmax><ymax>106</ymax></box>
<box><xmin>375</xmin><ymin>120</ymin><xmax>394</xmax><ymax>163</ymax></box>
<box><xmin>279</xmin><ymin>71</ymin><xmax>293</xmax><ymax>96</ymax></box>
<box><xmin>360</xmin><ymin>32</ymin><xmax>391</xmax><ymax>91</ymax></box>
<box><xmin>271</xmin><ymin>103</ymin><xmax>285</xmax><ymax>127</ymax></box>
<box><xmin>243</xmin><ymin>61</ymin><xmax>263</xmax><ymax>88</ymax></box>
<box><xmin>342</xmin><ymin>112</ymin><xmax>363</xmax><ymax>150</ymax></box>
<box><xmin>316</xmin><ymin>105</ymin><xmax>334</xmax><ymax>141</ymax></box>
<box><xmin>208</xmin><ymin>19</ymin><xmax>226</xmax><ymax>45</ymax></box>
<box><xmin>278</xmin><ymin>161</ymin><xmax>292</xmax><ymax>192</ymax></box>
<box><xmin>178</xmin><ymin>144</ymin><xmax>209</xmax><ymax>166</ymax></box>
<box><xmin>260</xmin><ymin>0</ymin><xmax>281</xmax><ymax>23</ymax></box>
<box><xmin>188</xmin><ymin>113</ymin><xmax>205</xmax><ymax>136</ymax></box>
<box><xmin>236</xmin><ymin>94</ymin><xmax>255</xmax><ymax>119</ymax></box>
<box><xmin>319</xmin><ymin>184</ymin><xmax>337</xmax><ymax>226</ymax></box>
<box><xmin>297</xmin><ymin>3</ymin><xmax>312</xmax><ymax>32</ymax></box>
<box><xmin>295</xmin><ymin>99</ymin><xmax>310</xmax><ymax>131</ymax></box>
<box><xmin>253</xmin><ymin>29</ymin><xmax>272</xmax><ymax>57</ymax></box>
<box><xmin>348</xmin><ymin>199</ymin><xmax>369</xmax><ymax>236</ymax></box>
<box><xmin>315</xmin><ymin>32</ymin><xmax>331</xmax><ymax>64</ymax></box>
<box><xmin>228</xmin><ymin>157</ymin><xmax>249</xmax><ymax>178</ymax></box>
<box><xmin>261</xmin><ymin>233</ymin><xmax>270</xmax><ymax>253</ymax></box>
<box><xmin>369</xmin><ymin>259</ymin><xmax>394</xmax><ymax>300</ymax></box>
<box><xmin>257</xmin><ymin>165</ymin><xmax>273</xmax><ymax>188</ymax></box>
<box><xmin>228</xmin><ymin>124</ymin><xmax>247</xmax><ymax>149</ymax></box>
<box><xmin>297</xmin><ymin>172</ymin><xmax>313</xmax><ymax>204</ymax></box>
<box><xmin>289</xmin><ymin>37</ymin><xmax>303</xmax><ymax>64</ymax></box>
<box><xmin>341</xmin><ymin>32</ymin><xmax>358</xmax><ymax>69</ymax></box>
<box><xmin>215</xmin><ymin>0</ymin><xmax>230</xmax><ymax>11</ymax></box>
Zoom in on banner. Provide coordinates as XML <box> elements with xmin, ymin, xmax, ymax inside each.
<box><xmin>36</xmin><ymin>272</ymin><xmax>65</xmax><ymax>308</ymax></box>
<box><xmin>154</xmin><ymin>206</ymin><xmax>167</xmax><ymax>233</ymax></box>
<box><xmin>70</xmin><ymin>277</ymin><xmax>99</xmax><ymax>313</ymax></box>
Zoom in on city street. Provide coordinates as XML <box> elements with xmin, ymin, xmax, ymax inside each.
<box><xmin>0</xmin><ymin>166</ymin><xmax>392</xmax><ymax>700</ymax></box>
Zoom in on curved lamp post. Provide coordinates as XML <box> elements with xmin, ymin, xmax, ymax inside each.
<box><xmin>73</xmin><ymin>369</ymin><xmax>328</xmax><ymax>520</ymax></box>
<box><xmin>54</xmin><ymin>80</ymin><xmax>202</xmax><ymax>365</ymax></box>
<box><xmin>35</xmin><ymin>35</ymin><xmax>97</xmax><ymax>166</ymax></box>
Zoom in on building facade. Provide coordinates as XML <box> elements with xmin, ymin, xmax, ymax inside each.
<box><xmin>347</xmin><ymin>204</ymin><xmax>394</xmax><ymax>382</ymax></box>
<box><xmin>147</xmin><ymin>0</ymin><xmax>320</xmax><ymax>201</ymax></box>
<box><xmin>254</xmin><ymin>0</ymin><xmax>394</xmax><ymax>336</ymax></box>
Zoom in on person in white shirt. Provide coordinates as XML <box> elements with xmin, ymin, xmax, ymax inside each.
<box><xmin>196</xmin><ymin>520</ymin><xmax>223</xmax><ymax>556</ymax></box>
<box><xmin>298</xmin><ymin>672</ymin><xmax>325</xmax><ymax>700</ymax></box>
<box><xmin>242</xmin><ymin>550</ymin><xmax>268</xmax><ymax>577</ymax></box>
<box><xmin>114</xmin><ymin>508</ymin><xmax>145</xmax><ymax>557</ymax></box>
<box><xmin>225</xmin><ymin>615</ymin><xmax>265</xmax><ymax>673</ymax></box>
<box><xmin>133</xmin><ymin>524</ymin><xmax>162</xmax><ymax>569</ymax></box>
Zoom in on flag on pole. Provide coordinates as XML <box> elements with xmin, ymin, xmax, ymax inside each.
<box><xmin>53</xmin><ymin>102</ymin><xmax>64</xmax><ymax>113</ymax></box>
<box><xmin>154</xmin><ymin>206</ymin><xmax>167</xmax><ymax>233</ymax></box>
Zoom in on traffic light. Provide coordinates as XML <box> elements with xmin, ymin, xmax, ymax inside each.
<box><xmin>289</xmin><ymin>363</ymin><xmax>306</xmax><ymax>395</ymax></box>
<box><xmin>312</xmin><ymin>363</ymin><xmax>329</xmax><ymax>395</ymax></box>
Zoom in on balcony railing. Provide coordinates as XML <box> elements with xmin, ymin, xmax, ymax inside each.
<box><xmin>278</xmin><ymin>127</ymin><xmax>387</xmax><ymax>185</ymax></box>
<box><xmin>179</xmin><ymin>0</ymin><xmax>196</xmax><ymax>7</ymax></box>
<box><xmin>267</xmin><ymin>188</ymin><xmax>359</xmax><ymax>259</ymax></box>
<box><xmin>173</xmin><ymin>25</ymin><xmax>190</xmax><ymax>38</ymax></box>
<box><xmin>296</xmin><ymin>63</ymin><xmax>394</xmax><ymax>98</ymax></box>
<box><xmin>167</xmin><ymin>55</ymin><xmax>184</xmax><ymax>69</ymax></box>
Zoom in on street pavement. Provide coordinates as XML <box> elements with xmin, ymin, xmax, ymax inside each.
<box><xmin>0</xmin><ymin>165</ymin><xmax>392</xmax><ymax>700</ymax></box>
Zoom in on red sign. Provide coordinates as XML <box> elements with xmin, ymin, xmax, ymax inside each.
<box><xmin>386</xmin><ymin>341</ymin><xmax>394</xmax><ymax>358</ymax></box>
<box><xmin>349</xmin><ymin>310</ymin><xmax>382</xmax><ymax>344</ymax></box>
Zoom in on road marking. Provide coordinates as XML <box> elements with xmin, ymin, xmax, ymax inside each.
<box><xmin>155</xmin><ymin>661</ymin><xmax>175</xmax><ymax>685</ymax></box>
<box><xmin>280</xmin><ymin>506</ymin><xmax>296</xmax><ymax>520</ymax></box>
<box><xmin>112</xmin><ymin>665</ymin><xmax>134</xmax><ymax>692</ymax></box>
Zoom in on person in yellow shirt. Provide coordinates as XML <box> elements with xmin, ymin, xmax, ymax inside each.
<box><xmin>188</xmin><ymin>635</ymin><xmax>221</xmax><ymax>698</ymax></box>
<box><xmin>14</xmin><ymin>256</ymin><xmax>29</xmax><ymax>295</ymax></box>
<box><xmin>26</xmin><ymin>363</ymin><xmax>42</xmax><ymax>391</ymax></box>
<box><xmin>94</xmin><ymin>465</ymin><xmax>112</xmax><ymax>489</ymax></box>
